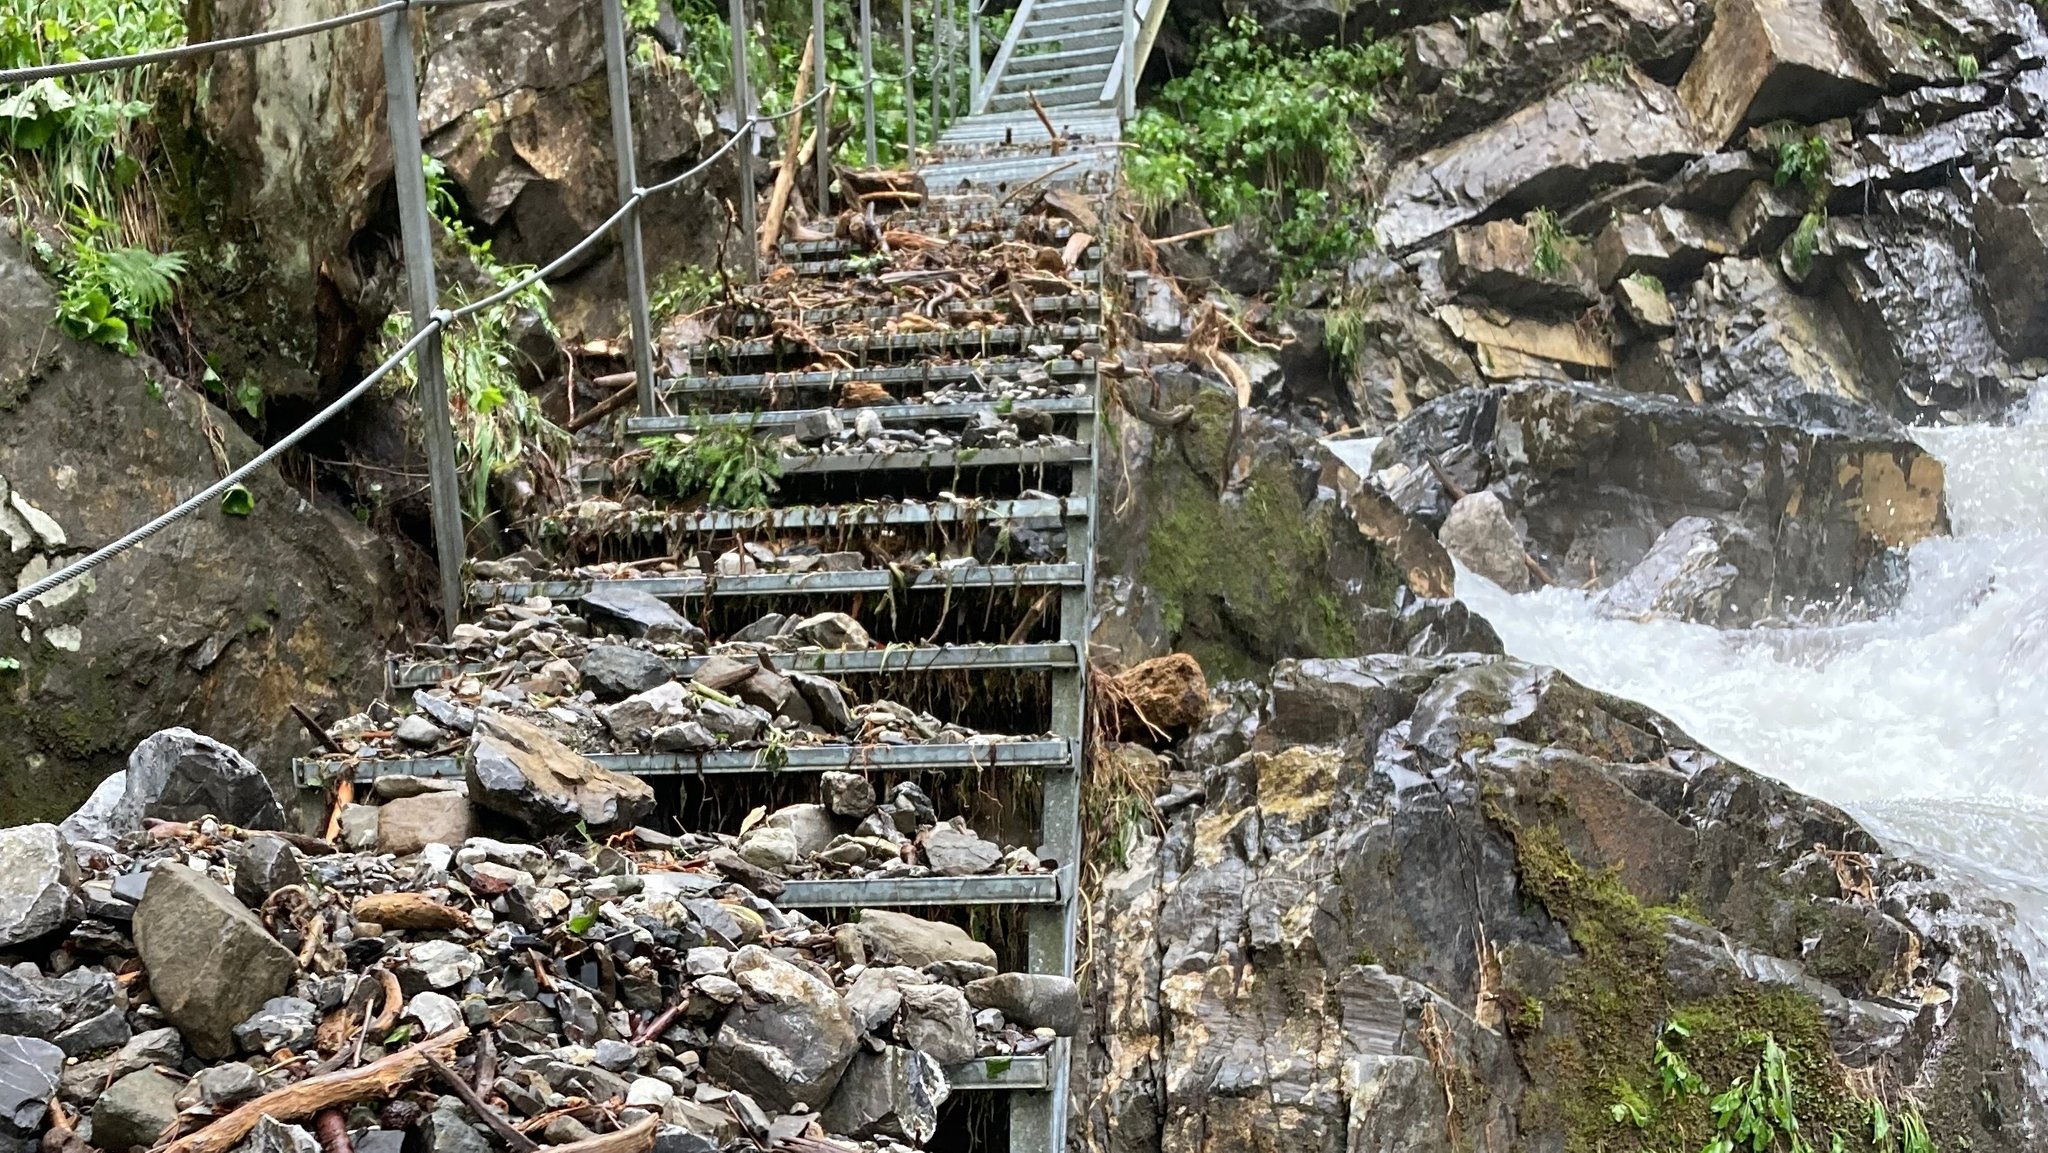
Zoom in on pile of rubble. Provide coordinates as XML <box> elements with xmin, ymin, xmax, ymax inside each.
<box><xmin>0</xmin><ymin>728</ymin><xmax>1078</xmax><ymax>1153</ymax></box>
<box><xmin>771</xmin><ymin>404</ymin><xmax>1072</xmax><ymax>458</ymax></box>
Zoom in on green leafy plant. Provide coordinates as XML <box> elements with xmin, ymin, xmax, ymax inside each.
<box><xmin>1580</xmin><ymin>52</ymin><xmax>1629</xmax><ymax>84</ymax></box>
<box><xmin>1125</xmin><ymin>14</ymin><xmax>1400</xmax><ymax>288</ymax></box>
<box><xmin>1773</xmin><ymin>130</ymin><xmax>1832</xmax><ymax>191</ymax></box>
<box><xmin>1526</xmin><ymin>207</ymin><xmax>1578</xmax><ymax>278</ymax></box>
<box><xmin>381</xmin><ymin>157</ymin><xmax>565</xmax><ymax>523</ymax></box>
<box><xmin>637</xmin><ymin>422</ymin><xmax>782</xmax><ymax>508</ymax></box>
<box><xmin>1787</xmin><ymin>210</ymin><xmax>1826</xmax><ymax>275</ymax></box>
<box><xmin>1899</xmin><ymin>1109</ymin><xmax>1935</xmax><ymax>1153</ymax></box>
<box><xmin>1703</xmin><ymin>1036</ymin><xmax>1810</xmax><ymax>1153</ymax></box>
<box><xmin>1608</xmin><ymin>1080</ymin><xmax>1653</xmax><ymax>1128</ymax></box>
<box><xmin>219</xmin><ymin>484</ymin><xmax>255</xmax><ymax>517</ymax></box>
<box><xmin>2</xmin><ymin>0</ymin><xmax>188</xmax><ymax>354</ymax></box>
<box><xmin>0</xmin><ymin>657</ymin><xmax>21</xmax><ymax>672</ymax></box>
<box><xmin>1654</xmin><ymin>1019</ymin><xmax>1704</xmax><ymax>1099</ymax></box>
<box><xmin>1955</xmin><ymin>52</ymin><xmax>1980</xmax><ymax>82</ymax></box>
<box><xmin>651</xmin><ymin>262</ymin><xmax>721</xmax><ymax>319</ymax></box>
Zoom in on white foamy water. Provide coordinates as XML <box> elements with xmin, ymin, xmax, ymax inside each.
<box><xmin>1449</xmin><ymin>391</ymin><xmax>2048</xmax><ymax>1093</ymax></box>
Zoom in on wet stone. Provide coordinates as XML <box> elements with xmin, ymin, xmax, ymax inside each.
<box><xmin>232</xmin><ymin>996</ymin><xmax>319</xmax><ymax>1054</ymax></box>
<box><xmin>821</xmin><ymin>772</ymin><xmax>876</xmax><ymax>818</ymax></box>
<box><xmin>91</xmin><ymin>1067</ymin><xmax>183</xmax><ymax>1152</ymax></box>
<box><xmin>233</xmin><ymin>837</ymin><xmax>304</xmax><ymax>908</ymax></box>
<box><xmin>0</xmin><ymin>1035</ymin><xmax>62</xmax><ymax>1137</ymax></box>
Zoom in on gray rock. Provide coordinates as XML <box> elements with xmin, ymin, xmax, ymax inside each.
<box><xmin>413</xmin><ymin>690</ymin><xmax>477</xmax><ymax>735</ymax></box>
<box><xmin>650</xmin><ymin>721</ymin><xmax>718</xmax><ymax>753</ymax></box>
<box><xmin>0</xmin><ymin>1035</ymin><xmax>61</xmax><ymax>1136</ymax></box>
<box><xmin>593</xmin><ymin>1039</ymin><xmax>639</xmax><ymax>1071</ymax></box>
<box><xmin>91</xmin><ymin>1067</ymin><xmax>183</xmax><ymax>1151</ymax></box>
<box><xmin>726</xmin><ymin>614</ymin><xmax>787</xmax><ymax>644</ymax></box>
<box><xmin>842</xmin><ymin>967</ymin><xmax>907</xmax><ymax>1032</ymax></box>
<box><xmin>820</xmin><ymin>1048</ymin><xmax>949</xmax><ymax>1145</ymax></box>
<box><xmin>1596</xmin><ymin>517</ymin><xmax>1742</xmax><ymax>624</ymax></box>
<box><xmin>736</xmin><ymin>827</ymin><xmax>799</xmax><ymax>872</ymax></box>
<box><xmin>376</xmin><ymin>793</ymin><xmax>473</xmax><ymax>857</ymax></box>
<box><xmin>53</xmin><ymin>1006</ymin><xmax>131</xmax><ymax>1057</ymax></box>
<box><xmin>693</xmin><ymin>699</ymin><xmax>764</xmax><ymax>743</ymax></box>
<box><xmin>897</xmin><ymin>983</ymin><xmax>978</xmax><ymax>1064</ymax></box>
<box><xmin>1437</xmin><ymin>492</ymin><xmax>1528</xmax><ymax>593</ymax></box>
<box><xmin>790</xmin><ymin>612</ymin><xmax>872</xmax><ymax>650</ymax></box>
<box><xmin>233</xmin><ymin>836</ymin><xmax>305</xmax><ymax>907</ymax></box>
<box><xmin>176</xmin><ymin>1062</ymin><xmax>260</xmax><ymax>1113</ymax></box>
<box><xmin>580</xmin><ymin>586</ymin><xmax>704</xmax><ymax>644</ymax></box>
<box><xmin>791</xmin><ymin>409</ymin><xmax>843</xmax><ymax>445</ymax></box>
<box><xmin>132</xmin><ymin>863</ymin><xmax>297</xmax><ymax>1059</ymax></box>
<box><xmin>921</xmin><ymin>821</ymin><xmax>1001</xmax><ymax>876</ymax></box>
<box><xmin>57</xmin><ymin>771</ymin><xmax>131</xmax><ymax>845</ymax></box>
<box><xmin>406</xmin><ymin>992</ymin><xmax>463</xmax><ymax>1037</ymax></box>
<box><xmin>854</xmin><ymin>910</ymin><xmax>997</xmax><ymax>969</ymax></box>
<box><xmin>821</xmin><ymin>771</ymin><xmax>876</xmax><ymax>818</ymax></box>
<box><xmin>1675</xmin><ymin>0</ymin><xmax>1877</xmax><ymax>144</ymax></box>
<box><xmin>0</xmin><ymin>823</ymin><xmax>80</xmax><ymax>947</ymax></box>
<box><xmin>704</xmin><ymin>946</ymin><xmax>858</xmax><ymax>1111</ymax></box>
<box><xmin>660</xmin><ymin>1098</ymin><xmax>740</xmax><ymax>1148</ymax></box>
<box><xmin>733</xmin><ymin>668</ymin><xmax>797</xmax><ymax>716</ymax></box>
<box><xmin>791</xmin><ymin>673</ymin><xmax>853</xmax><ymax>732</ymax></box>
<box><xmin>963</xmin><ymin>973</ymin><xmax>1081</xmax><ymax>1034</ymax></box>
<box><xmin>232</xmin><ymin>996</ymin><xmax>319</xmax><ymax>1054</ymax></box>
<box><xmin>0</xmin><ymin>963</ymin><xmax>110</xmax><ymax>1038</ymax></box>
<box><xmin>125</xmin><ymin>728</ymin><xmax>286</xmax><ymax>830</ymax></box>
<box><xmin>763</xmin><ymin>804</ymin><xmax>839</xmax><ymax>857</ymax></box>
<box><xmin>601</xmin><ymin>681</ymin><xmax>696</xmax><ymax>742</ymax></box>
<box><xmin>889</xmin><ymin>782</ymin><xmax>938</xmax><ymax>828</ymax></box>
<box><xmin>421</xmin><ymin>1099</ymin><xmax>493</xmax><ymax>1153</ymax></box>
<box><xmin>466</xmin><ymin>710</ymin><xmax>655</xmax><ymax>834</ymax></box>
<box><xmin>337</xmin><ymin>804</ymin><xmax>380</xmax><ymax>851</ymax></box>
<box><xmin>394</xmin><ymin>714</ymin><xmax>447</xmax><ymax>748</ymax></box>
<box><xmin>399</xmin><ymin>940</ymin><xmax>481</xmax><ymax>991</ymax></box>
<box><xmin>580</xmin><ymin>646</ymin><xmax>674</xmax><ymax>700</ymax></box>
<box><xmin>237</xmin><ymin>1117</ymin><xmax>321</xmax><ymax>1153</ymax></box>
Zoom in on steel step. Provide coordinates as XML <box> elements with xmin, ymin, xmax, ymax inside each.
<box><xmin>775</xmin><ymin>226</ymin><xmax>1073</xmax><ymax>259</ymax></box>
<box><xmin>781</xmin><ymin>442</ymin><xmax>1090</xmax><ymax>475</ymax></box>
<box><xmin>295</xmin><ymin>737</ymin><xmax>1077</xmax><ymax>786</ymax></box>
<box><xmin>717</xmin><ymin>293</ymin><xmax>1101</xmax><ymax>335</ymax></box>
<box><xmin>1006</xmin><ymin>44</ymin><xmax>1118</xmax><ymax>75</ymax></box>
<box><xmin>1015</xmin><ymin>25</ymin><xmax>1121</xmax><ymax>49</ymax></box>
<box><xmin>777</xmin><ymin>873</ymin><xmax>1062</xmax><ymax>907</ymax></box>
<box><xmin>660</xmin><ymin>357</ymin><xmax>1097</xmax><ymax>400</ymax></box>
<box><xmin>469</xmin><ymin>562</ymin><xmax>1085</xmax><ymax>605</ymax></box>
<box><xmin>626</xmin><ymin>394</ymin><xmax>1094</xmax><ymax>435</ymax></box>
<box><xmin>989</xmin><ymin>81</ymin><xmax>1109</xmax><ymax>106</ymax></box>
<box><xmin>788</xmin><ymin>257</ymin><xmax>1103</xmax><ymax>281</ymax></box>
<box><xmin>389</xmin><ymin>641</ymin><xmax>1082</xmax><ymax>689</ymax></box>
<box><xmin>947</xmin><ymin>1052</ymin><xmax>1052</xmax><ymax>1090</ymax></box>
<box><xmin>694</xmin><ymin>323</ymin><xmax>1100</xmax><ymax>364</ymax></box>
<box><xmin>537</xmin><ymin>495</ymin><xmax>1088</xmax><ymax>537</ymax></box>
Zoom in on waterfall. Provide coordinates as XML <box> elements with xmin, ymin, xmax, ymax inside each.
<box><xmin>1446</xmin><ymin>390</ymin><xmax>2048</xmax><ymax>1090</ymax></box>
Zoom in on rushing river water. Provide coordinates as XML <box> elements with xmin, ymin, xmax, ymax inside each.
<box><xmin>1438</xmin><ymin>390</ymin><xmax>2048</xmax><ymax>1099</ymax></box>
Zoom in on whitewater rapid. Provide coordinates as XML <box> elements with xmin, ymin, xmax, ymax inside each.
<box><xmin>1441</xmin><ymin>389</ymin><xmax>2048</xmax><ymax>1087</ymax></box>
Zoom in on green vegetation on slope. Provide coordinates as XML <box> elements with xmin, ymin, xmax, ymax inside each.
<box><xmin>1</xmin><ymin>0</ymin><xmax>188</xmax><ymax>353</ymax></box>
<box><xmin>1125</xmin><ymin>16</ymin><xmax>1400</xmax><ymax>289</ymax></box>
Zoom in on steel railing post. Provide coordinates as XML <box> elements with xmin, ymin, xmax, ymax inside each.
<box><xmin>967</xmin><ymin>0</ymin><xmax>981</xmax><ymax>114</ymax></box>
<box><xmin>729</xmin><ymin>0</ymin><xmax>760</xmax><ymax>281</ymax></box>
<box><xmin>813</xmin><ymin>0</ymin><xmax>830</xmax><ymax>214</ymax></box>
<box><xmin>599</xmin><ymin>0</ymin><xmax>657</xmax><ymax>415</ymax></box>
<box><xmin>860</xmin><ymin>0</ymin><xmax>877</xmax><ymax>165</ymax></box>
<box><xmin>379</xmin><ymin>7</ymin><xmax>465</xmax><ymax>631</ymax></box>
<box><xmin>900</xmin><ymin>0</ymin><xmax>917</xmax><ymax>160</ymax></box>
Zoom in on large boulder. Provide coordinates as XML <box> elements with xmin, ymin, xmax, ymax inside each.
<box><xmin>1372</xmin><ymin>381</ymin><xmax>1948</xmax><ymax>624</ymax></box>
<box><xmin>1973</xmin><ymin>138</ymin><xmax>2048</xmax><ymax>361</ymax></box>
<box><xmin>1076</xmin><ymin>655</ymin><xmax>2033</xmax><ymax>1153</ymax></box>
<box><xmin>0</xmin><ymin>824</ymin><xmax>79</xmax><ymax>947</ymax></box>
<box><xmin>1675</xmin><ymin>0</ymin><xmax>1878</xmax><ymax>145</ymax></box>
<box><xmin>1374</xmin><ymin>72</ymin><xmax>1704</xmax><ymax>252</ymax></box>
<box><xmin>132</xmin><ymin>864</ymin><xmax>297</xmax><ymax>1059</ymax></box>
<box><xmin>418</xmin><ymin>0</ymin><xmax>716</xmax><ymax>339</ymax></box>
<box><xmin>0</xmin><ymin>239</ymin><xmax>403</xmax><ymax>828</ymax></box>
<box><xmin>465</xmin><ymin>710</ymin><xmax>655</xmax><ymax>834</ymax></box>
<box><xmin>853</xmin><ymin>912</ymin><xmax>997</xmax><ymax>970</ymax></box>
<box><xmin>819</xmin><ymin>1048</ymin><xmax>949</xmax><ymax>1145</ymax></box>
<box><xmin>123</xmin><ymin>729</ymin><xmax>285</xmax><ymax>830</ymax></box>
<box><xmin>704</xmin><ymin>946</ymin><xmax>858</xmax><ymax>1112</ymax></box>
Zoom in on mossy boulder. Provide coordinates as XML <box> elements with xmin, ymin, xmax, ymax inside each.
<box><xmin>1077</xmin><ymin>653</ymin><xmax>2030</xmax><ymax>1153</ymax></box>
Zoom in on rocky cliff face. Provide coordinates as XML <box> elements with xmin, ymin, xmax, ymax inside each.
<box><xmin>1077</xmin><ymin>653</ymin><xmax>2034</xmax><ymax>1153</ymax></box>
<box><xmin>0</xmin><ymin>240</ymin><xmax>408</xmax><ymax>824</ymax></box>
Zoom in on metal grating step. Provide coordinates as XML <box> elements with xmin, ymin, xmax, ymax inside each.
<box><xmin>988</xmin><ymin>81</ymin><xmax>1111</xmax><ymax>107</ymax></box>
<box><xmin>537</xmin><ymin>495</ymin><xmax>1088</xmax><ymax>538</ymax></box>
<box><xmin>295</xmin><ymin>738</ymin><xmax>1077</xmax><ymax>786</ymax></box>
<box><xmin>1006</xmin><ymin>44</ymin><xmax>1118</xmax><ymax>75</ymax></box>
<box><xmin>775</xmin><ymin>225</ymin><xmax>1074</xmax><ymax>259</ymax></box>
<box><xmin>781</xmin><ymin>442</ymin><xmax>1090</xmax><ymax>475</ymax></box>
<box><xmin>660</xmin><ymin>357</ymin><xmax>1097</xmax><ymax>400</ymax></box>
<box><xmin>695</xmin><ymin>323</ymin><xmax>1100</xmax><ymax>364</ymax></box>
<box><xmin>469</xmin><ymin>563</ymin><xmax>1085</xmax><ymax>605</ymax></box>
<box><xmin>787</xmin><ymin>259</ymin><xmax>1103</xmax><ymax>281</ymax></box>
<box><xmin>777</xmin><ymin>873</ymin><xmax>1062</xmax><ymax>907</ymax></box>
<box><xmin>389</xmin><ymin>641</ymin><xmax>1082</xmax><ymax>689</ymax></box>
<box><xmin>947</xmin><ymin>1052</ymin><xmax>1053</xmax><ymax>1090</ymax></box>
<box><xmin>720</xmin><ymin>294</ymin><xmax>1099</xmax><ymax>334</ymax></box>
<box><xmin>626</xmin><ymin>394</ymin><xmax>1094</xmax><ymax>436</ymax></box>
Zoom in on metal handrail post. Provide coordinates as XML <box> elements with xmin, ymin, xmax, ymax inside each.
<box><xmin>379</xmin><ymin>8</ymin><xmax>465</xmax><ymax>631</ymax></box>
<box><xmin>813</xmin><ymin>0</ymin><xmax>830</xmax><ymax>214</ymax></box>
<box><xmin>860</xmin><ymin>0</ymin><xmax>876</xmax><ymax>165</ymax></box>
<box><xmin>599</xmin><ymin>0</ymin><xmax>656</xmax><ymax>415</ymax></box>
<box><xmin>900</xmin><ymin>0</ymin><xmax>917</xmax><ymax>160</ymax></box>
<box><xmin>967</xmin><ymin>0</ymin><xmax>980</xmax><ymax>113</ymax></box>
<box><xmin>1121</xmin><ymin>0</ymin><xmax>1136</xmax><ymax>118</ymax></box>
<box><xmin>728</xmin><ymin>0</ymin><xmax>760</xmax><ymax>281</ymax></box>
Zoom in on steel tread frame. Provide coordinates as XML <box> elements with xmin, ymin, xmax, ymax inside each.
<box><xmin>389</xmin><ymin>640</ymin><xmax>1081</xmax><ymax>689</ymax></box>
<box><xmin>294</xmin><ymin>737</ymin><xmax>1076</xmax><ymax>786</ymax></box>
<box><xmin>624</xmin><ymin>394</ymin><xmax>1093</xmax><ymax>435</ymax></box>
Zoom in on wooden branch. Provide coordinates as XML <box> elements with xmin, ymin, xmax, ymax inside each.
<box><xmin>424</xmin><ymin>1053</ymin><xmax>540</xmax><ymax>1153</ymax></box>
<box><xmin>996</xmin><ymin>161</ymin><xmax>1076</xmax><ymax>208</ymax></box>
<box><xmin>566</xmin><ymin>378</ymin><xmax>642</xmax><ymax>433</ymax></box>
<box><xmin>759</xmin><ymin>37</ymin><xmax>817</xmax><ymax>259</ymax></box>
<box><xmin>160</xmin><ymin>1028</ymin><xmax>468</xmax><ymax>1153</ymax></box>
<box><xmin>1025</xmin><ymin>91</ymin><xmax>1063</xmax><ymax>153</ymax></box>
<box><xmin>546</xmin><ymin>1117</ymin><xmax>659</xmax><ymax>1153</ymax></box>
<box><xmin>291</xmin><ymin>703</ymin><xmax>344</xmax><ymax>753</ymax></box>
<box><xmin>1150</xmin><ymin>223</ymin><xmax>1232</xmax><ymax>247</ymax></box>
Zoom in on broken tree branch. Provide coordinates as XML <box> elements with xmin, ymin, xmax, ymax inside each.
<box><xmin>291</xmin><ymin>703</ymin><xmax>344</xmax><ymax>753</ymax></box>
<box><xmin>424</xmin><ymin>1052</ymin><xmax>541</xmax><ymax>1153</ymax></box>
<box><xmin>160</xmin><ymin>1027</ymin><xmax>469</xmax><ymax>1153</ymax></box>
<box><xmin>566</xmin><ymin>375</ymin><xmax>642</xmax><ymax>433</ymax></box>
<box><xmin>759</xmin><ymin>36</ymin><xmax>817</xmax><ymax>259</ymax></box>
<box><xmin>545</xmin><ymin>1117</ymin><xmax>660</xmax><ymax>1153</ymax></box>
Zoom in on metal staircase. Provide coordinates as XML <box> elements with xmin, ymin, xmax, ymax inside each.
<box><xmin>298</xmin><ymin>128</ymin><xmax>1116</xmax><ymax>1150</ymax></box>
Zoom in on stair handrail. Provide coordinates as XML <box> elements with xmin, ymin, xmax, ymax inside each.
<box><xmin>974</xmin><ymin>0</ymin><xmax>1041</xmax><ymax>114</ymax></box>
<box><xmin>1098</xmin><ymin>0</ymin><xmax>1165</xmax><ymax>115</ymax></box>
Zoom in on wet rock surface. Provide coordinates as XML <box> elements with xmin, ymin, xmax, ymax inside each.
<box><xmin>1077</xmin><ymin>655</ymin><xmax>2032</xmax><ymax>1153</ymax></box>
